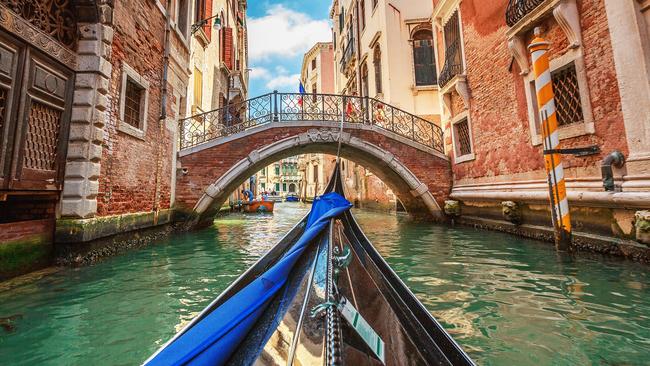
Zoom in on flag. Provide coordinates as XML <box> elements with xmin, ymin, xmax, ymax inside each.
<box><xmin>345</xmin><ymin>100</ymin><xmax>354</xmax><ymax>119</ymax></box>
<box><xmin>298</xmin><ymin>81</ymin><xmax>306</xmax><ymax>106</ymax></box>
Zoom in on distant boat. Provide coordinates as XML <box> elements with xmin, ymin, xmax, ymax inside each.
<box><xmin>144</xmin><ymin>164</ymin><xmax>474</xmax><ymax>366</ymax></box>
<box><xmin>265</xmin><ymin>195</ymin><xmax>283</xmax><ymax>202</ymax></box>
<box><xmin>242</xmin><ymin>200</ymin><xmax>274</xmax><ymax>213</ymax></box>
<box><xmin>285</xmin><ymin>193</ymin><xmax>300</xmax><ymax>202</ymax></box>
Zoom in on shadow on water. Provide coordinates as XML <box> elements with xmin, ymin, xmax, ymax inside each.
<box><xmin>0</xmin><ymin>203</ymin><xmax>648</xmax><ymax>366</ymax></box>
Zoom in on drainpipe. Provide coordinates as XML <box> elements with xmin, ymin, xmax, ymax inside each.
<box><xmin>154</xmin><ymin>0</ymin><xmax>173</xmax><ymax>216</ymax></box>
<box><xmin>601</xmin><ymin>151</ymin><xmax>625</xmax><ymax>191</ymax></box>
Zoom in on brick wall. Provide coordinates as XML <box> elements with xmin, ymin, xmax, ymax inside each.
<box><xmin>97</xmin><ymin>0</ymin><xmax>174</xmax><ymax>216</ymax></box>
<box><xmin>176</xmin><ymin>127</ymin><xmax>452</xmax><ymax>215</ymax></box>
<box><xmin>453</xmin><ymin>0</ymin><xmax>626</xmax><ymax>182</ymax></box>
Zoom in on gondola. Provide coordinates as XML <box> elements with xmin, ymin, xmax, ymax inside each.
<box><xmin>144</xmin><ymin>164</ymin><xmax>474</xmax><ymax>366</ymax></box>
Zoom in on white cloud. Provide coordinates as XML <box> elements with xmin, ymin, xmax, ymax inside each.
<box><xmin>249</xmin><ymin>67</ymin><xmax>270</xmax><ymax>80</ymax></box>
<box><xmin>248</xmin><ymin>5</ymin><xmax>331</xmax><ymax>61</ymax></box>
<box><xmin>265</xmin><ymin>73</ymin><xmax>301</xmax><ymax>89</ymax></box>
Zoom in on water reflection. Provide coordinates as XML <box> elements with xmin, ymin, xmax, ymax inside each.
<box><xmin>353</xmin><ymin>210</ymin><xmax>650</xmax><ymax>366</ymax></box>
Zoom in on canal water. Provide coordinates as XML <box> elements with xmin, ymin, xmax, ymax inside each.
<box><xmin>0</xmin><ymin>202</ymin><xmax>649</xmax><ymax>365</ymax></box>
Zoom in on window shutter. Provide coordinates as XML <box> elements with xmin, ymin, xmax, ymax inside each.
<box><xmin>414</xmin><ymin>40</ymin><xmax>435</xmax><ymax>85</ymax></box>
<box><xmin>222</xmin><ymin>27</ymin><xmax>234</xmax><ymax>69</ymax></box>
<box><xmin>202</xmin><ymin>0</ymin><xmax>212</xmax><ymax>42</ymax></box>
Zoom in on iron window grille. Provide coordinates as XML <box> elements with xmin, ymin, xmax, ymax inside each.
<box><xmin>551</xmin><ymin>63</ymin><xmax>584</xmax><ymax>126</ymax></box>
<box><xmin>124</xmin><ymin>79</ymin><xmax>144</xmax><ymax>128</ymax></box>
<box><xmin>454</xmin><ymin>118</ymin><xmax>472</xmax><ymax>156</ymax></box>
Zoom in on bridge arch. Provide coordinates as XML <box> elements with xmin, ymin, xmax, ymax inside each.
<box><xmin>175</xmin><ymin>123</ymin><xmax>452</xmax><ymax>227</ymax></box>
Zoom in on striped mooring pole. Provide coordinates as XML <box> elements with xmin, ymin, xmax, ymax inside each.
<box><xmin>529</xmin><ymin>28</ymin><xmax>572</xmax><ymax>251</ymax></box>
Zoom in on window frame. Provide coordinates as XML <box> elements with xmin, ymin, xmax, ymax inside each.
<box><xmin>373</xmin><ymin>44</ymin><xmax>382</xmax><ymax>95</ymax></box>
<box><xmin>412</xmin><ymin>28</ymin><xmax>437</xmax><ymax>87</ymax></box>
<box><xmin>118</xmin><ymin>63</ymin><xmax>149</xmax><ymax>140</ymax></box>
<box><xmin>450</xmin><ymin>111</ymin><xmax>475</xmax><ymax>163</ymax></box>
<box><xmin>523</xmin><ymin>49</ymin><xmax>594</xmax><ymax>146</ymax></box>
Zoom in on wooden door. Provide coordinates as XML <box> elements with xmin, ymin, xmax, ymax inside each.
<box><xmin>0</xmin><ymin>29</ymin><xmax>73</xmax><ymax>191</ymax></box>
<box><xmin>0</xmin><ymin>32</ymin><xmax>24</xmax><ymax>189</ymax></box>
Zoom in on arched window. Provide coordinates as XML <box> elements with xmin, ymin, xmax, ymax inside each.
<box><xmin>373</xmin><ymin>45</ymin><xmax>382</xmax><ymax>94</ymax></box>
<box><xmin>361</xmin><ymin>62</ymin><xmax>369</xmax><ymax>97</ymax></box>
<box><xmin>412</xmin><ymin>29</ymin><xmax>436</xmax><ymax>86</ymax></box>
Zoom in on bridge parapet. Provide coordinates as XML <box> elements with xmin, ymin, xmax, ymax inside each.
<box><xmin>179</xmin><ymin>92</ymin><xmax>444</xmax><ymax>152</ymax></box>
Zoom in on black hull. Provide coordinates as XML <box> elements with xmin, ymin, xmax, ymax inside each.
<box><xmin>145</xmin><ymin>164</ymin><xmax>473</xmax><ymax>366</ymax></box>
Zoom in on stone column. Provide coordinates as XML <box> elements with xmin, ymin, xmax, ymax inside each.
<box><xmin>61</xmin><ymin>2</ymin><xmax>114</xmax><ymax>218</ymax></box>
<box><xmin>604</xmin><ymin>0</ymin><xmax>650</xmax><ymax>180</ymax></box>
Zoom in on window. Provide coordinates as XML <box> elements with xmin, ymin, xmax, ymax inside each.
<box><xmin>193</xmin><ymin>67</ymin><xmax>203</xmax><ymax>110</ymax></box>
<box><xmin>124</xmin><ymin>80</ymin><xmax>143</xmax><ymax>128</ymax></box>
<box><xmin>373</xmin><ymin>45</ymin><xmax>382</xmax><ymax>94</ymax></box>
<box><xmin>261</xmin><ymin>183</ymin><xmax>265</xmax><ymax>190</ymax></box>
<box><xmin>119</xmin><ymin>63</ymin><xmax>149</xmax><ymax>139</ymax></box>
<box><xmin>194</xmin><ymin>0</ymin><xmax>203</xmax><ymax>23</ymax></box>
<box><xmin>176</xmin><ymin>0</ymin><xmax>189</xmax><ymax>38</ymax></box>
<box><xmin>275</xmin><ymin>165</ymin><xmax>280</xmax><ymax>176</ymax></box>
<box><xmin>361</xmin><ymin>62</ymin><xmax>369</xmax><ymax>97</ymax></box>
<box><xmin>275</xmin><ymin>183</ymin><xmax>280</xmax><ymax>192</ymax></box>
<box><xmin>412</xmin><ymin>29</ymin><xmax>436</xmax><ymax>86</ymax></box>
<box><xmin>360</xmin><ymin>0</ymin><xmax>366</xmax><ymax>31</ymax></box>
<box><xmin>551</xmin><ymin>63</ymin><xmax>584</xmax><ymax>126</ymax></box>
<box><xmin>311</xmin><ymin>59</ymin><xmax>317</xmax><ymax>70</ymax></box>
<box><xmin>339</xmin><ymin>7</ymin><xmax>344</xmax><ymax>33</ymax></box>
<box><xmin>313</xmin><ymin>165</ymin><xmax>319</xmax><ymax>183</ymax></box>
<box><xmin>282</xmin><ymin>183</ymin><xmax>287</xmax><ymax>192</ymax></box>
<box><xmin>454</xmin><ymin>119</ymin><xmax>472</xmax><ymax>156</ymax></box>
<box><xmin>451</xmin><ymin>114</ymin><xmax>474</xmax><ymax>163</ymax></box>
<box><xmin>439</xmin><ymin>10</ymin><xmax>463</xmax><ymax>87</ymax></box>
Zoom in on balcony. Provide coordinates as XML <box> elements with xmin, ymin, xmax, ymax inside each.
<box><xmin>438</xmin><ymin>41</ymin><xmax>463</xmax><ymax>88</ymax></box>
<box><xmin>505</xmin><ymin>0</ymin><xmax>546</xmax><ymax>27</ymax></box>
<box><xmin>340</xmin><ymin>40</ymin><xmax>355</xmax><ymax>73</ymax></box>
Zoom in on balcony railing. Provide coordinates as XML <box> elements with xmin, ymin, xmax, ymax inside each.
<box><xmin>438</xmin><ymin>41</ymin><xmax>463</xmax><ymax>88</ymax></box>
<box><xmin>179</xmin><ymin>92</ymin><xmax>444</xmax><ymax>154</ymax></box>
<box><xmin>505</xmin><ymin>0</ymin><xmax>546</xmax><ymax>27</ymax></box>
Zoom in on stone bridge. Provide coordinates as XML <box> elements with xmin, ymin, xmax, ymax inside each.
<box><xmin>174</xmin><ymin>92</ymin><xmax>451</xmax><ymax>227</ymax></box>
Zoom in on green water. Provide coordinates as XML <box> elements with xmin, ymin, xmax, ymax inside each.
<box><xmin>0</xmin><ymin>203</ymin><xmax>649</xmax><ymax>365</ymax></box>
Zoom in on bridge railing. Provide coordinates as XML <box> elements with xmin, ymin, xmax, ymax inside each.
<box><xmin>179</xmin><ymin>92</ymin><xmax>444</xmax><ymax>153</ymax></box>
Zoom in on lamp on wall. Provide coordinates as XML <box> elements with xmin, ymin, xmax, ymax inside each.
<box><xmin>191</xmin><ymin>14</ymin><xmax>222</xmax><ymax>35</ymax></box>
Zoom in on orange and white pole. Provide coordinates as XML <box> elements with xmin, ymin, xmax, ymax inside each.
<box><xmin>529</xmin><ymin>28</ymin><xmax>572</xmax><ymax>250</ymax></box>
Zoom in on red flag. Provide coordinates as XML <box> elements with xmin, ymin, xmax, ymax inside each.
<box><xmin>345</xmin><ymin>100</ymin><xmax>354</xmax><ymax>118</ymax></box>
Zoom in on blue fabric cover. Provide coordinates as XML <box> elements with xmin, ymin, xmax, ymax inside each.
<box><xmin>146</xmin><ymin>192</ymin><xmax>352</xmax><ymax>366</ymax></box>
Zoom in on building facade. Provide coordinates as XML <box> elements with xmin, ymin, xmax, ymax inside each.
<box><xmin>330</xmin><ymin>0</ymin><xmax>441</xmax><ymax>120</ymax></box>
<box><xmin>187</xmin><ymin>0</ymin><xmax>248</xmax><ymax>117</ymax></box>
<box><xmin>256</xmin><ymin>157</ymin><xmax>301</xmax><ymax>197</ymax></box>
<box><xmin>432</xmin><ymin>0</ymin><xmax>650</xmax><ymax>248</ymax></box>
<box><xmin>0</xmin><ymin>0</ymin><xmax>251</xmax><ymax>279</ymax></box>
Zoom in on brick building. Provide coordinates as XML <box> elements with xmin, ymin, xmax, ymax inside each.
<box><xmin>432</xmin><ymin>0</ymin><xmax>650</xmax><ymax>252</ymax></box>
<box><xmin>0</xmin><ymin>0</ymin><xmax>200</xmax><ymax>279</ymax></box>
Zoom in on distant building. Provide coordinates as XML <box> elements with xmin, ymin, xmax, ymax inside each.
<box><xmin>255</xmin><ymin>157</ymin><xmax>301</xmax><ymax>197</ymax></box>
<box><xmin>330</xmin><ymin>0</ymin><xmax>441</xmax><ymax>121</ymax></box>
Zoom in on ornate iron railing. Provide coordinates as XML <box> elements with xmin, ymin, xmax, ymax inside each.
<box><xmin>0</xmin><ymin>0</ymin><xmax>78</xmax><ymax>49</ymax></box>
<box><xmin>179</xmin><ymin>92</ymin><xmax>444</xmax><ymax>154</ymax></box>
<box><xmin>505</xmin><ymin>0</ymin><xmax>546</xmax><ymax>27</ymax></box>
<box><xmin>438</xmin><ymin>41</ymin><xmax>464</xmax><ymax>88</ymax></box>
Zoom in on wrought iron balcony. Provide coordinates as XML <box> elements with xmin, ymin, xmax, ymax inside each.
<box><xmin>340</xmin><ymin>41</ymin><xmax>355</xmax><ymax>72</ymax></box>
<box><xmin>438</xmin><ymin>42</ymin><xmax>463</xmax><ymax>88</ymax></box>
<box><xmin>178</xmin><ymin>92</ymin><xmax>445</xmax><ymax>154</ymax></box>
<box><xmin>506</xmin><ymin>0</ymin><xmax>546</xmax><ymax>27</ymax></box>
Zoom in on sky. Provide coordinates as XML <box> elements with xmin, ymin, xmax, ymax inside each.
<box><xmin>247</xmin><ymin>1</ymin><xmax>333</xmax><ymax>97</ymax></box>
